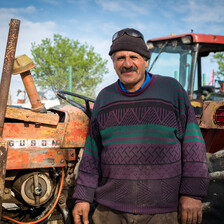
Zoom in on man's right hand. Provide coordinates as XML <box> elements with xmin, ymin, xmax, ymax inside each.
<box><xmin>72</xmin><ymin>202</ymin><xmax>90</xmax><ymax>224</ymax></box>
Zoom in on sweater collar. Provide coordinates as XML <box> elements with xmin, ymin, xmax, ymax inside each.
<box><xmin>118</xmin><ymin>71</ymin><xmax>151</xmax><ymax>92</ymax></box>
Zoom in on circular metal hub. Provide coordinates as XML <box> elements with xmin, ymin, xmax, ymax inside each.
<box><xmin>20</xmin><ymin>172</ymin><xmax>53</xmax><ymax>206</ymax></box>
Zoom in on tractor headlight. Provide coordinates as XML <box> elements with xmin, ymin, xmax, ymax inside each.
<box><xmin>147</xmin><ymin>42</ymin><xmax>154</xmax><ymax>50</ymax></box>
<box><xmin>181</xmin><ymin>36</ymin><xmax>192</xmax><ymax>44</ymax></box>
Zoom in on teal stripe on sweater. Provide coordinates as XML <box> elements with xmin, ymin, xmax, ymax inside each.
<box><xmin>184</xmin><ymin>123</ymin><xmax>203</xmax><ymax>136</ymax></box>
<box><xmin>183</xmin><ymin>123</ymin><xmax>204</xmax><ymax>143</ymax></box>
<box><xmin>101</xmin><ymin>124</ymin><xmax>178</xmax><ymax>145</ymax></box>
<box><xmin>84</xmin><ymin>135</ymin><xmax>99</xmax><ymax>157</ymax></box>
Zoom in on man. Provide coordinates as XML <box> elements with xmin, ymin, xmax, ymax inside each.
<box><xmin>72</xmin><ymin>28</ymin><xmax>209</xmax><ymax>224</ymax></box>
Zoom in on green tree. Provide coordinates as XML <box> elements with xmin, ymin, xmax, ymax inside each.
<box><xmin>212</xmin><ymin>52</ymin><xmax>224</xmax><ymax>79</ymax></box>
<box><xmin>31</xmin><ymin>34</ymin><xmax>108</xmax><ymax>101</ymax></box>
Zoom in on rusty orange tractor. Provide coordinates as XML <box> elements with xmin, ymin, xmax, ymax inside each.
<box><xmin>0</xmin><ymin>19</ymin><xmax>94</xmax><ymax>224</ymax></box>
<box><xmin>147</xmin><ymin>33</ymin><xmax>224</xmax><ymax>223</ymax></box>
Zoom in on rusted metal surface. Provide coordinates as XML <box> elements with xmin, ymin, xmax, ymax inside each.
<box><xmin>6</xmin><ymin>148</ymin><xmax>66</xmax><ymax>169</ymax></box>
<box><xmin>12</xmin><ymin>55</ymin><xmax>46</xmax><ymax>112</ymax></box>
<box><xmin>21</xmin><ymin>70</ymin><xmax>46</xmax><ymax>112</ymax></box>
<box><xmin>2</xmin><ymin>105</ymin><xmax>89</xmax><ymax>171</ymax></box>
<box><xmin>3</xmin><ymin>123</ymin><xmax>65</xmax><ymax>141</ymax></box>
<box><xmin>0</xmin><ymin>18</ymin><xmax>20</xmax><ymax>220</ymax></box>
<box><xmin>58</xmin><ymin>105</ymin><xmax>89</xmax><ymax>148</ymax></box>
<box><xmin>0</xmin><ymin>140</ymin><xmax>8</xmax><ymax>219</ymax></box>
<box><xmin>1</xmin><ymin>103</ymin><xmax>89</xmax><ymax>221</ymax></box>
<box><xmin>199</xmin><ymin>101</ymin><xmax>224</xmax><ymax>129</ymax></box>
<box><xmin>0</xmin><ymin>19</ymin><xmax>20</xmax><ymax>136</ymax></box>
<box><xmin>3</xmin><ymin>105</ymin><xmax>88</xmax><ymax>148</ymax></box>
<box><xmin>65</xmin><ymin>148</ymin><xmax>77</xmax><ymax>161</ymax></box>
<box><xmin>5</xmin><ymin>106</ymin><xmax>59</xmax><ymax>125</ymax></box>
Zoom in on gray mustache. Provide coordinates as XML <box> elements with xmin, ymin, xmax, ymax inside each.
<box><xmin>120</xmin><ymin>67</ymin><xmax>137</xmax><ymax>73</ymax></box>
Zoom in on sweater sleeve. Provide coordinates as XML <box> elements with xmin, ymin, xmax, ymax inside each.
<box><xmin>72</xmin><ymin>118</ymin><xmax>102</xmax><ymax>203</ymax></box>
<box><xmin>179</xmin><ymin>98</ymin><xmax>209</xmax><ymax>199</ymax></box>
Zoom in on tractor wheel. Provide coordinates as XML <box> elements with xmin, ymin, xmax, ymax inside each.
<box><xmin>202</xmin><ymin>150</ymin><xmax>224</xmax><ymax>224</ymax></box>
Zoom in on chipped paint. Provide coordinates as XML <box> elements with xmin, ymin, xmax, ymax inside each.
<box><xmin>6</xmin><ymin>148</ymin><xmax>66</xmax><ymax>169</ymax></box>
<box><xmin>200</xmin><ymin>101</ymin><xmax>224</xmax><ymax>129</ymax></box>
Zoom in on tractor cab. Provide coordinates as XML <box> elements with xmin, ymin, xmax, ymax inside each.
<box><xmin>147</xmin><ymin>33</ymin><xmax>224</xmax><ymax>101</ymax></box>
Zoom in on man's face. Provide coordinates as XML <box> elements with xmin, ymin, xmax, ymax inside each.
<box><xmin>112</xmin><ymin>51</ymin><xmax>149</xmax><ymax>92</ymax></box>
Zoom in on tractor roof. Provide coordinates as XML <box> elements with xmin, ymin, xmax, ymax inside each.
<box><xmin>147</xmin><ymin>33</ymin><xmax>224</xmax><ymax>45</ymax></box>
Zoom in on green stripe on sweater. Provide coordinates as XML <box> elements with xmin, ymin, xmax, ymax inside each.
<box><xmin>84</xmin><ymin>136</ymin><xmax>99</xmax><ymax>157</ymax></box>
<box><xmin>101</xmin><ymin>124</ymin><xmax>178</xmax><ymax>145</ymax></box>
<box><xmin>101</xmin><ymin>124</ymin><xmax>176</xmax><ymax>136</ymax></box>
<box><xmin>184</xmin><ymin>123</ymin><xmax>203</xmax><ymax>137</ymax></box>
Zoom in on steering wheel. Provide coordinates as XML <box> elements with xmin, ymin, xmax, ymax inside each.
<box><xmin>56</xmin><ymin>90</ymin><xmax>95</xmax><ymax>118</ymax></box>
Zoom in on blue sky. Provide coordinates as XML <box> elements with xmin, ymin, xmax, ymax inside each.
<box><xmin>0</xmin><ymin>0</ymin><xmax>224</xmax><ymax>102</ymax></box>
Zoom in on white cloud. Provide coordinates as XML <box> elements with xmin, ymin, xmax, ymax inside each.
<box><xmin>0</xmin><ymin>6</ymin><xmax>57</xmax><ymax>58</ymax></box>
<box><xmin>0</xmin><ymin>6</ymin><xmax>36</xmax><ymax>15</ymax></box>
<box><xmin>175</xmin><ymin>0</ymin><xmax>224</xmax><ymax>25</ymax></box>
<box><xmin>0</xmin><ymin>7</ymin><xmax>58</xmax><ymax>103</ymax></box>
<box><xmin>70</xmin><ymin>30</ymin><xmax>117</xmax><ymax>93</ymax></box>
<box><xmin>0</xmin><ymin>17</ymin><xmax>57</xmax><ymax>67</ymax></box>
<box><xmin>18</xmin><ymin>20</ymin><xmax>57</xmax><ymax>54</ymax></box>
<box><xmin>95</xmin><ymin>0</ymin><xmax>151</xmax><ymax>15</ymax></box>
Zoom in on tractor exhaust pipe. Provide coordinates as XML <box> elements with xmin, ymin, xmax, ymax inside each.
<box><xmin>12</xmin><ymin>54</ymin><xmax>47</xmax><ymax>112</ymax></box>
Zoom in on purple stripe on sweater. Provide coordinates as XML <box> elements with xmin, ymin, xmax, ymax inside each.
<box><xmin>98</xmin><ymin>97</ymin><xmax>179</xmax><ymax>113</ymax></box>
<box><xmin>101</xmin><ymin>142</ymin><xmax>182</xmax><ymax>165</ymax></box>
<box><xmin>101</xmin><ymin>162</ymin><xmax>181</xmax><ymax>179</ymax></box>
<box><xmin>182</xmin><ymin>162</ymin><xmax>209</xmax><ymax>177</ymax></box>
<box><xmin>95</xmin><ymin>174</ymin><xmax>181</xmax><ymax>214</ymax></box>
<box><xmin>182</xmin><ymin>141</ymin><xmax>207</xmax><ymax>162</ymax></box>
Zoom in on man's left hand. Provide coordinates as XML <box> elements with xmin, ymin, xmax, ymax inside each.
<box><xmin>178</xmin><ymin>196</ymin><xmax>202</xmax><ymax>224</ymax></box>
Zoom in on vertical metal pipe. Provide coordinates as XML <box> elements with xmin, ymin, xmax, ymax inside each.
<box><xmin>188</xmin><ymin>43</ymin><xmax>199</xmax><ymax>100</ymax></box>
<box><xmin>0</xmin><ymin>19</ymin><xmax>20</xmax><ymax>220</ymax></box>
<box><xmin>20</xmin><ymin>71</ymin><xmax>46</xmax><ymax>112</ymax></box>
<box><xmin>0</xmin><ymin>19</ymin><xmax>20</xmax><ymax>136</ymax></box>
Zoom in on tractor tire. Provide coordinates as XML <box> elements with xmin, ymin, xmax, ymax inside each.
<box><xmin>202</xmin><ymin>150</ymin><xmax>224</xmax><ymax>224</ymax></box>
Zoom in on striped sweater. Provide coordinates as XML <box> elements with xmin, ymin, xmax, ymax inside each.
<box><xmin>73</xmin><ymin>74</ymin><xmax>209</xmax><ymax>214</ymax></box>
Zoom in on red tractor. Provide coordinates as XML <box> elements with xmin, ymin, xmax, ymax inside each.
<box><xmin>147</xmin><ymin>33</ymin><xmax>224</xmax><ymax>223</ymax></box>
<box><xmin>0</xmin><ymin>19</ymin><xmax>94</xmax><ymax>223</ymax></box>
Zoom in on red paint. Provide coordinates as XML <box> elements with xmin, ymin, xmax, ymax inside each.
<box><xmin>147</xmin><ymin>33</ymin><xmax>224</xmax><ymax>45</ymax></box>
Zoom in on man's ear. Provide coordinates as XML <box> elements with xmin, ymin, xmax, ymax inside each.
<box><xmin>145</xmin><ymin>59</ymin><xmax>149</xmax><ymax>68</ymax></box>
<box><xmin>111</xmin><ymin>54</ymin><xmax>115</xmax><ymax>62</ymax></box>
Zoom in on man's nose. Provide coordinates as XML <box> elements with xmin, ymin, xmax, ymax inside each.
<box><xmin>123</xmin><ymin>58</ymin><xmax>133</xmax><ymax>67</ymax></box>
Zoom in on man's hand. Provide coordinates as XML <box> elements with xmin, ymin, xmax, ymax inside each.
<box><xmin>178</xmin><ymin>196</ymin><xmax>202</xmax><ymax>224</ymax></box>
<box><xmin>72</xmin><ymin>202</ymin><xmax>90</xmax><ymax>224</ymax></box>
